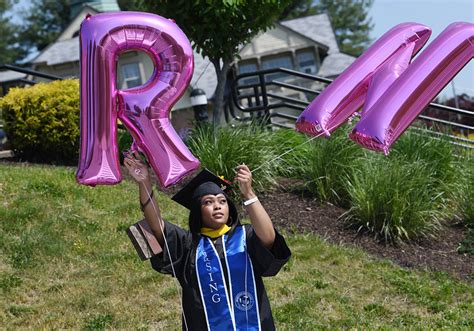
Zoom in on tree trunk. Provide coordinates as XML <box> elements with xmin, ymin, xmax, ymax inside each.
<box><xmin>211</xmin><ymin>58</ymin><xmax>231</xmax><ymax>129</ymax></box>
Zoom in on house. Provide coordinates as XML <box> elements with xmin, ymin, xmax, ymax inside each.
<box><xmin>238</xmin><ymin>14</ymin><xmax>355</xmax><ymax>79</ymax></box>
<box><xmin>18</xmin><ymin>0</ymin><xmax>355</xmax><ymax>130</ymax></box>
<box><xmin>232</xmin><ymin>14</ymin><xmax>355</xmax><ymax>127</ymax></box>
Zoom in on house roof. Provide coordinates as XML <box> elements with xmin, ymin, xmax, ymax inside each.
<box><xmin>70</xmin><ymin>0</ymin><xmax>120</xmax><ymax>19</ymax></box>
<box><xmin>85</xmin><ymin>0</ymin><xmax>120</xmax><ymax>13</ymax></box>
<box><xmin>0</xmin><ymin>70</ymin><xmax>27</xmax><ymax>83</ymax></box>
<box><xmin>281</xmin><ymin>14</ymin><xmax>356</xmax><ymax>77</ymax></box>
<box><xmin>32</xmin><ymin>37</ymin><xmax>80</xmax><ymax>66</ymax></box>
<box><xmin>318</xmin><ymin>52</ymin><xmax>356</xmax><ymax>78</ymax></box>
<box><xmin>281</xmin><ymin>13</ymin><xmax>340</xmax><ymax>54</ymax></box>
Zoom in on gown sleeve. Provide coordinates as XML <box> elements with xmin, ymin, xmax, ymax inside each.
<box><xmin>149</xmin><ymin>220</ymin><xmax>191</xmax><ymax>277</ymax></box>
<box><xmin>246</xmin><ymin>224</ymin><xmax>291</xmax><ymax>277</ymax></box>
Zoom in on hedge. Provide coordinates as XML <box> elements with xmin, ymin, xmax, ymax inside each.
<box><xmin>0</xmin><ymin>79</ymin><xmax>80</xmax><ymax>164</ymax></box>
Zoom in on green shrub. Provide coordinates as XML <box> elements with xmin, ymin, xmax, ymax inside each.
<box><xmin>304</xmin><ymin>126</ymin><xmax>364</xmax><ymax>207</ymax></box>
<box><xmin>117</xmin><ymin>128</ymin><xmax>133</xmax><ymax>163</ymax></box>
<box><xmin>343</xmin><ymin>156</ymin><xmax>447</xmax><ymax>242</ymax></box>
<box><xmin>0</xmin><ymin>79</ymin><xmax>79</xmax><ymax>164</ymax></box>
<box><xmin>187</xmin><ymin>123</ymin><xmax>278</xmax><ymax>194</ymax></box>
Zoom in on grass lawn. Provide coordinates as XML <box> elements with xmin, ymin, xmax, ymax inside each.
<box><xmin>1</xmin><ymin>163</ymin><xmax>472</xmax><ymax>329</ymax></box>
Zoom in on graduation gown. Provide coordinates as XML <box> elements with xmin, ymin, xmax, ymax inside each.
<box><xmin>150</xmin><ymin>221</ymin><xmax>291</xmax><ymax>330</ymax></box>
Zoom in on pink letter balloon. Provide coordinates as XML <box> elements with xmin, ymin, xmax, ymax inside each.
<box><xmin>350</xmin><ymin>22</ymin><xmax>474</xmax><ymax>154</ymax></box>
<box><xmin>295</xmin><ymin>23</ymin><xmax>431</xmax><ymax>137</ymax></box>
<box><xmin>76</xmin><ymin>12</ymin><xmax>200</xmax><ymax>187</ymax></box>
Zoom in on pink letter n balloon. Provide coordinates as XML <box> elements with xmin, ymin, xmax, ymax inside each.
<box><xmin>76</xmin><ymin>12</ymin><xmax>200</xmax><ymax>187</ymax></box>
<box><xmin>350</xmin><ymin>22</ymin><xmax>474</xmax><ymax>153</ymax></box>
<box><xmin>296</xmin><ymin>22</ymin><xmax>473</xmax><ymax>154</ymax></box>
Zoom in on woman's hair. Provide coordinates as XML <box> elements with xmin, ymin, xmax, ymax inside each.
<box><xmin>188</xmin><ymin>190</ymin><xmax>239</xmax><ymax>234</ymax></box>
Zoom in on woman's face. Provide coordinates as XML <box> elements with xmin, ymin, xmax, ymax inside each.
<box><xmin>200</xmin><ymin>193</ymin><xmax>229</xmax><ymax>229</ymax></box>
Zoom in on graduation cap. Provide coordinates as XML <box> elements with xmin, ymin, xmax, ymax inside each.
<box><xmin>172</xmin><ymin>169</ymin><xmax>233</xmax><ymax>210</ymax></box>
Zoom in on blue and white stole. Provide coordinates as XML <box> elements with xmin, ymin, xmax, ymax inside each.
<box><xmin>196</xmin><ymin>226</ymin><xmax>261</xmax><ymax>331</ymax></box>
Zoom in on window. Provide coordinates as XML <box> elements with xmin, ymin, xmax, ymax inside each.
<box><xmin>121</xmin><ymin>62</ymin><xmax>142</xmax><ymax>88</ymax></box>
<box><xmin>261</xmin><ymin>54</ymin><xmax>293</xmax><ymax>81</ymax></box>
<box><xmin>239</xmin><ymin>62</ymin><xmax>258</xmax><ymax>74</ymax></box>
<box><xmin>238</xmin><ymin>61</ymin><xmax>258</xmax><ymax>86</ymax></box>
<box><xmin>297</xmin><ymin>50</ymin><xmax>317</xmax><ymax>74</ymax></box>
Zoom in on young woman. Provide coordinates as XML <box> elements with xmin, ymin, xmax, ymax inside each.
<box><xmin>124</xmin><ymin>153</ymin><xmax>291</xmax><ymax>331</ymax></box>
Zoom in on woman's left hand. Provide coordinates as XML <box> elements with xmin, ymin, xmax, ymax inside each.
<box><xmin>234</xmin><ymin>164</ymin><xmax>255</xmax><ymax>199</ymax></box>
<box><xmin>124</xmin><ymin>151</ymin><xmax>150</xmax><ymax>187</ymax></box>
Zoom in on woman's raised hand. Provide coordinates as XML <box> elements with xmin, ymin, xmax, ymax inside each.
<box><xmin>234</xmin><ymin>164</ymin><xmax>255</xmax><ymax>199</ymax></box>
<box><xmin>124</xmin><ymin>151</ymin><xmax>150</xmax><ymax>186</ymax></box>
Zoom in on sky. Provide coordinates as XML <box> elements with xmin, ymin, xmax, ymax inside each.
<box><xmin>369</xmin><ymin>0</ymin><xmax>474</xmax><ymax>100</ymax></box>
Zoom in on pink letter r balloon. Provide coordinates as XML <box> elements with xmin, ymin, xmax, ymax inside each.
<box><xmin>77</xmin><ymin>12</ymin><xmax>200</xmax><ymax>187</ymax></box>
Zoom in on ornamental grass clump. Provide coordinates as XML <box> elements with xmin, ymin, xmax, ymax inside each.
<box><xmin>456</xmin><ymin>153</ymin><xmax>474</xmax><ymax>228</ymax></box>
<box><xmin>390</xmin><ymin>129</ymin><xmax>458</xmax><ymax>185</ymax></box>
<box><xmin>342</xmin><ymin>129</ymin><xmax>465</xmax><ymax>242</ymax></box>
<box><xmin>343</xmin><ymin>156</ymin><xmax>446</xmax><ymax>242</ymax></box>
<box><xmin>268</xmin><ymin>128</ymin><xmax>313</xmax><ymax>179</ymax></box>
<box><xmin>187</xmin><ymin>123</ymin><xmax>278</xmax><ymax>193</ymax></box>
<box><xmin>390</xmin><ymin>129</ymin><xmax>466</xmax><ymax>222</ymax></box>
<box><xmin>304</xmin><ymin>125</ymin><xmax>364</xmax><ymax>207</ymax></box>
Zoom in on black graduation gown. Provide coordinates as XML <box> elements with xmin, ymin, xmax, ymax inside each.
<box><xmin>150</xmin><ymin>221</ymin><xmax>291</xmax><ymax>331</ymax></box>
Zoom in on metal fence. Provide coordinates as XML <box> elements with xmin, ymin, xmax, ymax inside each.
<box><xmin>0</xmin><ymin>64</ymin><xmax>63</xmax><ymax>97</ymax></box>
<box><xmin>229</xmin><ymin>67</ymin><xmax>474</xmax><ymax>149</ymax></box>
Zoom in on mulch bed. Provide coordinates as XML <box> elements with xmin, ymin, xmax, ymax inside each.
<box><xmin>260</xmin><ymin>178</ymin><xmax>473</xmax><ymax>282</ymax></box>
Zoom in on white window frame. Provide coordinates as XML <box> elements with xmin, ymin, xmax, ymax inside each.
<box><xmin>117</xmin><ymin>51</ymin><xmax>147</xmax><ymax>89</ymax></box>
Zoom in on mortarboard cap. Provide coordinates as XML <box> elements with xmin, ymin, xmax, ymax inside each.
<box><xmin>171</xmin><ymin>169</ymin><xmax>233</xmax><ymax>210</ymax></box>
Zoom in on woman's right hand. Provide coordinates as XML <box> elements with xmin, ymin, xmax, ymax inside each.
<box><xmin>124</xmin><ymin>151</ymin><xmax>151</xmax><ymax>187</ymax></box>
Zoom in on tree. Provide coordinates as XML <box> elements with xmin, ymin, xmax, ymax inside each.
<box><xmin>17</xmin><ymin>0</ymin><xmax>71</xmax><ymax>54</ymax></box>
<box><xmin>281</xmin><ymin>0</ymin><xmax>374</xmax><ymax>56</ymax></box>
<box><xmin>142</xmin><ymin>0</ymin><xmax>290</xmax><ymax>128</ymax></box>
<box><xmin>279</xmin><ymin>0</ymin><xmax>317</xmax><ymax>20</ymax></box>
<box><xmin>0</xmin><ymin>0</ymin><xmax>27</xmax><ymax>64</ymax></box>
<box><xmin>117</xmin><ymin>0</ymin><xmax>145</xmax><ymax>11</ymax></box>
<box><xmin>318</xmin><ymin>0</ymin><xmax>373</xmax><ymax>56</ymax></box>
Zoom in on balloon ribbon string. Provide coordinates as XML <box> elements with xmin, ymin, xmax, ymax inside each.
<box><xmin>251</xmin><ymin>134</ymin><xmax>319</xmax><ymax>174</ymax></box>
<box><xmin>142</xmin><ymin>185</ymin><xmax>189</xmax><ymax>331</ymax></box>
<box><xmin>192</xmin><ymin>60</ymin><xmax>211</xmax><ymax>89</ymax></box>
